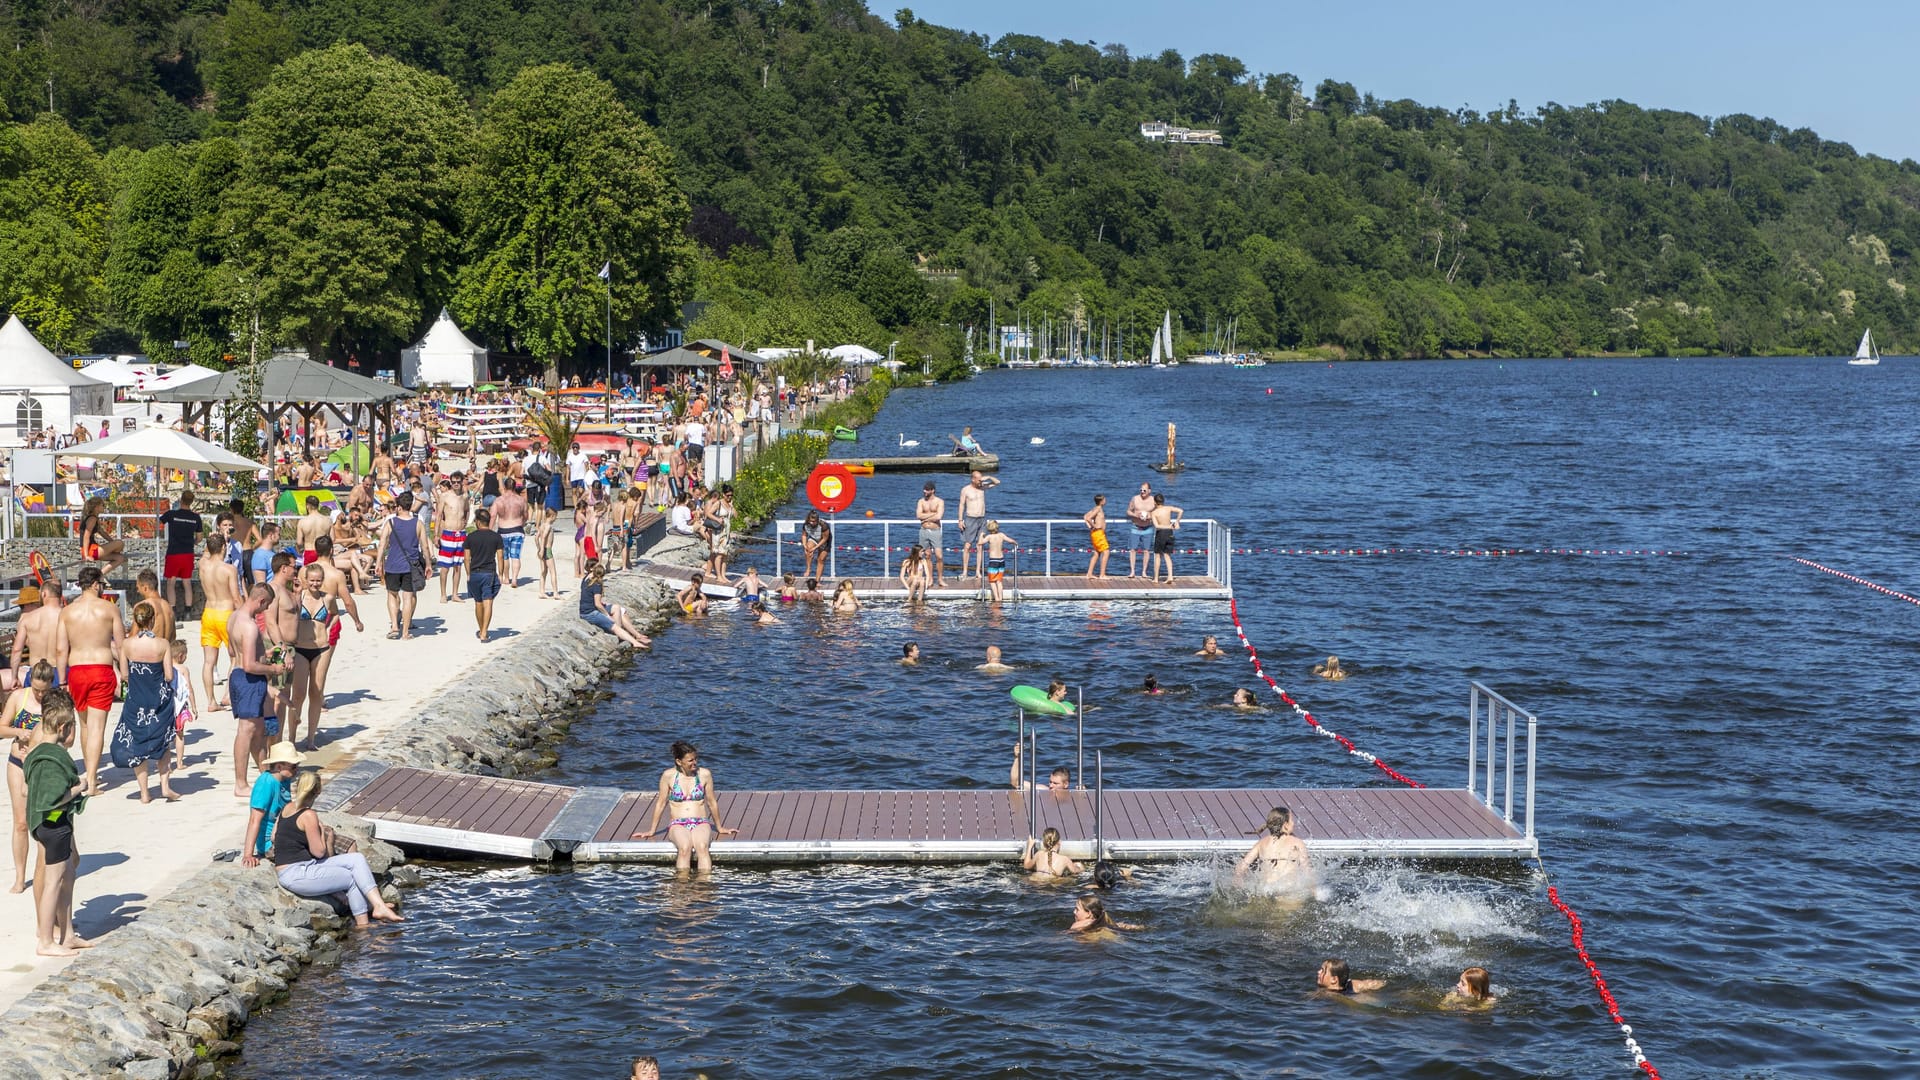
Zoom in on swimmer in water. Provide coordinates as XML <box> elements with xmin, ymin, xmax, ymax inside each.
<box><xmin>1142</xmin><ymin>674</ymin><xmax>1162</xmax><ymax>695</ymax></box>
<box><xmin>1069</xmin><ymin>895</ymin><xmax>1142</xmax><ymax>933</ymax></box>
<box><xmin>777</xmin><ymin>573</ymin><xmax>797</xmax><ymax>602</ymax></box>
<box><xmin>1084</xmin><ymin>859</ymin><xmax>1134</xmax><ymax>890</ymax></box>
<box><xmin>901</xmin><ymin>641</ymin><xmax>920</xmax><ymax>665</ymax></box>
<box><xmin>750</xmin><ymin>600</ymin><xmax>777</xmax><ymax>624</ymax></box>
<box><xmin>1237</xmin><ymin>806</ymin><xmax>1314</xmax><ymax>891</ymax></box>
<box><xmin>799</xmin><ymin>578</ymin><xmax>824</xmax><ymax>602</ymax></box>
<box><xmin>676</xmin><ymin>573</ymin><xmax>709</xmax><ymax>617</ymax></box>
<box><xmin>1449</xmin><ymin>966</ymin><xmax>1496</xmax><ymax>1005</ymax></box>
<box><xmin>977</xmin><ymin>645</ymin><xmax>1010</xmax><ymax>673</ymax></box>
<box><xmin>1228</xmin><ymin>687</ymin><xmax>1260</xmax><ymax>710</ymax></box>
<box><xmin>1011</xmin><ymin>744</ymin><xmax>1071</xmax><ymax>792</ymax></box>
<box><xmin>1313</xmin><ymin>655</ymin><xmax>1347</xmax><ymax>681</ymax></box>
<box><xmin>1022</xmin><ymin>827</ymin><xmax>1082</xmax><ymax>879</ymax></box>
<box><xmin>831</xmin><ymin>579</ymin><xmax>860</xmax><ymax>613</ymax></box>
<box><xmin>1195</xmin><ymin>635</ymin><xmax>1222</xmax><ymax>658</ymax></box>
<box><xmin>1316</xmin><ymin>958</ymin><xmax>1385</xmax><ymax>994</ymax></box>
<box><xmin>1046</xmin><ymin>679</ymin><xmax>1071</xmax><ymax>708</ymax></box>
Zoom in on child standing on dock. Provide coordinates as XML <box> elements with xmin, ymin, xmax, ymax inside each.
<box><xmin>981</xmin><ymin>522</ymin><xmax>1016</xmax><ymax>602</ymax></box>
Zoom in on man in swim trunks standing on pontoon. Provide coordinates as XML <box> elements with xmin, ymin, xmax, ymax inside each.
<box><xmin>1126</xmin><ymin>482</ymin><xmax>1155</xmax><ymax>578</ymax></box>
<box><xmin>916</xmin><ymin>482</ymin><xmax>946</xmax><ymax>587</ymax></box>
<box><xmin>956</xmin><ymin>470</ymin><xmax>999</xmax><ymax>580</ymax></box>
<box><xmin>55</xmin><ymin>567</ymin><xmax>124</xmax><ymax>796</ymax></box>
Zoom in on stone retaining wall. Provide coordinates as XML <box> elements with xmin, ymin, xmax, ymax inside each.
<box><xmin>0</xmin><ymin>541</ymin><xmax>705</xmax><ymax>1078</ymax></box>
<box><xmin>0</xmin><ymin>818</ymin><xmax>404</xmax><ymax>1080</ymax></box>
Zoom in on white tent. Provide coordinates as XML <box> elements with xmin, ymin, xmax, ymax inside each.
<box><xmin>401</xmin><ymin>309</ymin><xmax>489</xmax><ymax>388</ymax></box>
<box><xmin>143</xmin><ymin>363</ymin><xmax>219</xmax><ymax>392</ymax></box>
<box><xmin>0</xmin><ymin>315</ymin><xmax>114</xmax><ymax>446</ymax></box>
<box><xmin>826</xmin><ymin>343</ymin><xmax>884</xmax><ymax>363</ymax></box>
<box><xmin>80</xmin><ymin>357</ymin><xmax>161</xmax><ymax>390</ymax></box>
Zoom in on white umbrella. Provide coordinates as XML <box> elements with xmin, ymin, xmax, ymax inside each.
<box><xmin>827</xmin><ymin>343</ymin><xmax>884</xmax><ymax>363</ymax></box>
<box><xmin>59</xmin><ymin>425</ymin><xmax>265</xmax><ymax>571</ymax></box>
<box><xmin>60</xmin><ymin>424</ymin><xmax>263</xmax><ymax>474</ymax></box>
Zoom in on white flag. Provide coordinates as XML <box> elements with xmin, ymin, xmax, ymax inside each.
<box><xmin>597</xmin><ymin>261</ymin><xmax>611</xmax><ymax>280</ymax></box>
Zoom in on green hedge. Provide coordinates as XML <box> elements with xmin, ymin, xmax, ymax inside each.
<box><xmin>732</xmin><ymin>375</ymin><xmax>893</xmax><ymax>528</ymax></box>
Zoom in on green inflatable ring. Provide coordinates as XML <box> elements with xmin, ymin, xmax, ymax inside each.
<box><xmin>1010</xmin><ymin>684</ymin><xmax>1073</xmax><ymax>715</ymax></box>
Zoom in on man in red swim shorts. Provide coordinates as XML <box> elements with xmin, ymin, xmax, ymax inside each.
<box><xmin>57</xmin><ymin>566</ymin><xmax>124</xmax><ymax>795</ymax></box>
<box><xmin>158</xmin><ymin>491</ymin><xmax>203</xmax><ymax>612</ymax></box>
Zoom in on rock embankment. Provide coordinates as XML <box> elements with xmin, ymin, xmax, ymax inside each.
<box><xmin>0</xmin><ymin>547</ymin><xmax>698</xmax><ymax>1078</ymax></box>
<box><xmin>0</xmin><ymin>818</ymin><xmax>403</xmax><ymax>1080</ymax></box>
<box><xmin>366</xmin><ymin>555</ymin><xmax>686</xmax><ymax>775</ymax></box>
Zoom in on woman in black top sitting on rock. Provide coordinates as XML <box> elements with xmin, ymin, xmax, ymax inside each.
<box><xmin>272</xmin><ymin>771</ymin><xmax>404</xmax><ymax>928</ymax></box>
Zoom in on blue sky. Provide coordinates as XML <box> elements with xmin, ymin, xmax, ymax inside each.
<box><xmin>899</xmin><ymin>0</ymin><xmax>1920</xmax><ymax>161</ymax></box>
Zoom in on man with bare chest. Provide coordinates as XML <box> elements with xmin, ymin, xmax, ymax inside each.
<box><xmin>56</xmin><ymin>567</ymin><xmax>124</xmax><ymax>795</ymax></box>
<box><xmin>295</xmin><ymin>496</ymin><xmax>332</xmax><ymax>565</ymax></box>
<box><xmin>436</xmin><ymin>476</ymin><xmax>471</xmax><ymax>602</ymax></box>
<box><xmin>198</xmin><ymin>533</ymin><xmax>239</xmax><ymax>711</ymax></box>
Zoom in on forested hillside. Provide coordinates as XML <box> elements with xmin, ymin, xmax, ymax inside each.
<box><xmin>4</xmin><ymin>0</ymin><xmax>1920</xmax><ymax>368</ymax></box>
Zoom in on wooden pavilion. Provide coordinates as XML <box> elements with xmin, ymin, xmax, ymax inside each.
<box><xmin>146</xmin><ymin>351</ymin><xmax>415</xmax><ymax>464</ymax></box>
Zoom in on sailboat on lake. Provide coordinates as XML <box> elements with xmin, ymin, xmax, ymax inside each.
<box><xmin>1848</xmin><ymin>328</ymin><xmax>1881</xmax><ymax>366</ymax></box>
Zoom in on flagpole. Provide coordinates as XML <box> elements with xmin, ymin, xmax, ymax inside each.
<box><xmin>602</xmin><ymin>261</ymin><xmax>613</xmax><ymax>423</ymax></box>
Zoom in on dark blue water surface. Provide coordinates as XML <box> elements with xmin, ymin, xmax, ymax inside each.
<box><xmin>235</xmin><ymin>361</ymin><xmax>1920</xmax><ymax>1078</ymax></box>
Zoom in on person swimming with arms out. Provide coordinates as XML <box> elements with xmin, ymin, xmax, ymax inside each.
<box><xmin>1315</xmin><ymin>958</ymin><xmax>1385</xmax><ymax>995</ymax></box>
<box><xmin>1313</xmin><ymin>655</ymin><xmax>1348</xmax><ymax>681</ymax></box>
<box><xmin>1021</xmin><ymin>827</ymin><xmax>1082</xmax><ymax>880</ymax></box>
<box><xmin>1068</xmin><ymin>895</ymin><xmax>1142</xmax><ymax>933</ymax></box>
<box><xmin>1237</xmin><ymin>806</ymin><xmax>1314</xmax><ymax>893</ymax></box>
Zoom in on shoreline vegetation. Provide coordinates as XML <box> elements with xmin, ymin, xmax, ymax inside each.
<box><xmin>7</xmin><ymin>3</ymin><xmax>1920</xmax><ymax>374</ymax></box>
<box><xmin>731</xmin><ymin>375</ymin><xmax>893</xmax><ymax>527</ymax></box>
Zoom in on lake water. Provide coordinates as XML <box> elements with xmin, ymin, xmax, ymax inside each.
<box><xmin>233</xmin><ymin>360</ymin><xmax>1920</xmax><ymax>1078</ymax></box>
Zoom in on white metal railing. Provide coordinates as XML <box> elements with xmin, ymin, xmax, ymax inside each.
<box><xmin>1468</xmin><ymin>682</ymin><xmax>1538</xmax><ymax>839</ymax></box>
<box><xmin>771</xmin><ymin>516</ymin><xmax>1230</xmax><ymax>584</ymax></box>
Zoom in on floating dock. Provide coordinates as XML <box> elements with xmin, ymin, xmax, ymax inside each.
<box><xmin>823</xmin><ymin>453</ymin><xmax>998</xmax><ymax>472</ymax></box>
<box><xmin>642</xmin><ymin>560</ymin><xmax>1229</xmax><ymax>602</ymax></box>
<box><xmin>316</xmin><ymin>762</ymin><xmax>1537</xmax><ymax>863</ymax></box>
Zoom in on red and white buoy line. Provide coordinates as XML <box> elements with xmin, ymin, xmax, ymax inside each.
<box><xmin>1790</xmin><ymin>556</ymin><xmax>1920</xmax><ymax>607</ymax></box>
<box><xmin>1225</xmin><ymin>597</ymin><xmax>1422</xmax><ymax>787</ymax></box>
<box><xmin>814</xmin><ymin>544</ymin><xmax>1689</xmax><ymax>556</ymax></box>
<box><xmin>1225</xmin><ymin>596</ymin><xmax>1662</xmax><ymax>1078</ymax></box>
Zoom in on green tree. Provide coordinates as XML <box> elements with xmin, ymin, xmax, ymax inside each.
<box><xmin>453</xmin><ymin>63</ymin><xmax>693</xmax><ymax>382</ymax></box>
<box><xmin>204</xmin><ymin>0</ymin><xmax>297</xmax><ymax>120</ymax></box>
<box><xmin>222</xmin><ymin>44</ymin><xmax>470</xmax><ymax>359</ymax></box>
<box><xmin>0</xmin><ymin>115</ymin><xmax>108</xmax><ymax>352</ymax></box>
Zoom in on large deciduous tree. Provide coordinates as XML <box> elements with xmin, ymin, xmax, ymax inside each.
<box><xmin>222</xmin><ymin>43</ymin><xmax>469</xmax><ymax>359</ymax></box>
<box><xmin>453</xmin><ymin>63</ymin><xmax>693</xmax><ymax>383</ymax></box>
<box><xmin>0</xmin><ymin>114</ymin><xmax>108</xmax><ymax>353</ymax></box>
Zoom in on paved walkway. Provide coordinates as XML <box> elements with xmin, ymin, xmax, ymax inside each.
<box><xmin>0</xmin><ymin>524</ymin><xmax>588</xmax><ymax>1011</ymax></box>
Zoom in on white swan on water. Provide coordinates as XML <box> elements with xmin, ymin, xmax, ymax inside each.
<box><xmin>898</xmin><ymin>434</ymin><xmax>920</xmax><ymax>448</ymax></box>
<box><xmin>1030</xmin><ymin>437</ymin><xmax>1046</xmax><ymax>445</ymax></box>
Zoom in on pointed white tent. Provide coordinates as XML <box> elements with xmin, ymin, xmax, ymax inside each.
<box><xmin>401</xmin><ymin>309</ymin><xmax>490</xmax><ymax>388</ymax></box>
<box><xmin>0</xmin><ymin>315</ymin><xmax>114</xmax><ymax>445</ymax></box>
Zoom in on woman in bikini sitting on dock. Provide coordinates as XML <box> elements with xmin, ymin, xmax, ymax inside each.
<box><xmin>1237</xmin><ymin>806</ymin><xmax>1314</xmax><ymax>893</ymax></box>
<box><xmin>634</xmin><ymin>741</ymin><xmax>736</xmax><ymax>873</ymax></box>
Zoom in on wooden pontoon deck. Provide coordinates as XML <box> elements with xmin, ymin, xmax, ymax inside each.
<box><xmin>641</xmin><ymin>560</ymin><xmax>1232</xmax><ymax>601</ymax></box>
<box><xmin>823</xmin><ymin>453</ymin><xmax>998</xmax><ymax>472</ymax></box>
<box><xmin>316</xmin><ymin>762</ymin><xmax>1538</xmax><ymax>863</ymax></box>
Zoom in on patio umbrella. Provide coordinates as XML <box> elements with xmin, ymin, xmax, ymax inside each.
<box><xmin>58</xmin><ymin>424</ymin><xmax>265</xmax><ymax>569</ymax></box>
